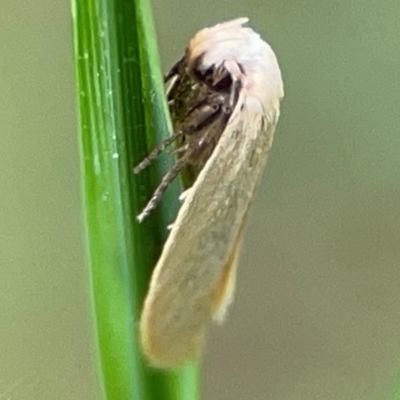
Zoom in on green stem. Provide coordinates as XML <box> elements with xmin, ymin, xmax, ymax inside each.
<box><xmin>71</xmin><ymin>0</ymin><xmax>199</xmax><ymax>398</ymax></box>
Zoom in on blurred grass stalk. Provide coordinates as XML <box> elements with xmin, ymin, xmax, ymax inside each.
<box><xmin>71</xmin><ymin>0</ymin><xmax>199</xmax><ymax>399</ymax></box>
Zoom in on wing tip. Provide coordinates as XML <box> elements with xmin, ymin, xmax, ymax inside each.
<box><xmin>140</xmin><ymin>305</ymin><xmax>204</xmax><ymax>368</ymax></box>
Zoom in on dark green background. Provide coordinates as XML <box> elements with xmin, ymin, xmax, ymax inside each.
<box><xmin>1</xmin><ymin>0</ymin><xmax>400</xmax><ymax>399</ymax></box>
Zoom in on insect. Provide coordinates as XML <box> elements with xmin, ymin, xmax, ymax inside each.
<box><xmin>135</xmin><ymin>17</ymin><xmax>284</xmax><ymax>367</ymax></box>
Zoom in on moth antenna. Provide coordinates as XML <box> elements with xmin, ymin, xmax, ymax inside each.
<box><xmin>134</xmin><ymin>131</ymin><xmax>183</xmax><ymax>174</ymax></box>
<box><xmin>137</xmin><ymin>156</ymin><xmax>190</xmax><ymax>223</ymax></box>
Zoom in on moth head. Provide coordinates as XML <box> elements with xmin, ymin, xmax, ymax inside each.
<box><xmin>186</xmin><ymin>18</ymin><xmax>284</xmax><ymax>106</ymax></box>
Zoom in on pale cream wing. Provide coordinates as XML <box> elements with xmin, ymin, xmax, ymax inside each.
<box><xmin>140</xmin><ymin>106</ymin><xmax>278</xmax><ymax>367</ymax></box>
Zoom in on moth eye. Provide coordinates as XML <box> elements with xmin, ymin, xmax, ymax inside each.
<box><xmin>203</xmin><ymin>66</ymin><xmax>214</xmax><ymax>78</ymax></box>
<box><xmin>212</xmin><ymin>74</ymin><xmax>232</xmax><ymax>90</ymax></box>
<box><xmin>203</xmin><ymin>69</ymin><xmax>233</xmax><ymax>91</ymax></box>
<box><xmin>192</xmin><ymin>61</ymin><xmax>233</xmax><ymax>91</ymax></box>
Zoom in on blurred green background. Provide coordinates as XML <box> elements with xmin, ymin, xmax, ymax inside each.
<box><xmin>1</xmin><ymin>0</ymin><xmax>400</xmax><ymax>399</ymax></box>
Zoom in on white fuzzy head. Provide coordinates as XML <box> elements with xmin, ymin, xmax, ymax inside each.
<box><xmin>186</xmin><ymin>18</ymin><xmax>284</xmax><ymax>113</ymax></box>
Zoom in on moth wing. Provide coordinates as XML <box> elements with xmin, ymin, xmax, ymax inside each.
<box><xmin>140</xmin><ymin>105</ymin><xmax>278</xmax><ymax>367</ymax></box>
<box><xmin>211</xmin><ymin>211</ymin><xmax>247</xmax><ymax>323</ymax></box>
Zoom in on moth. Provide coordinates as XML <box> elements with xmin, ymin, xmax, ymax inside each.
<box><xmin>135</xmin><ymin>17</ymin><xmax>284</xmax><ymax>367</ymax></box>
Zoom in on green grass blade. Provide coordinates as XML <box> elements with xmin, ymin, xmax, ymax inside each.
<box><xmin>71</xmin><ymin>0</ymin><xmax>199</xmax><ymax>398</ymax></box>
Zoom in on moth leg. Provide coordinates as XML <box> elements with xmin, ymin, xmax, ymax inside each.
<box><xmin>134</xmin><ymin>131</ymin><xmax>183</xmax><ymax>174</ymax></box>
<box><xmin>136</xmin><ymin>98</ymin><xmax>226</xmax><ymax>221</ymax></box>
<box><xmin>167</xmin><ymin>144</ymin><xmax>189</xmax><ymax>156</ymax></box>
<box><xmin>137</xmin><ymin>156</ymin><xmax>190</xmax><ymax>223</ymax></box>
<box><xmin>228</xmin><ymin>78</ymin><xmax>241</xmax><ymax>110</ymax></box>
<box><xmin>164</xmin><ymin>57</ymin><xmax>185</xmax><ymax>83</ymax></box>
<box><xmin>180</xmin><ymin>101</ymin><xmax>223</xmax><ymax>133</ymax></box>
